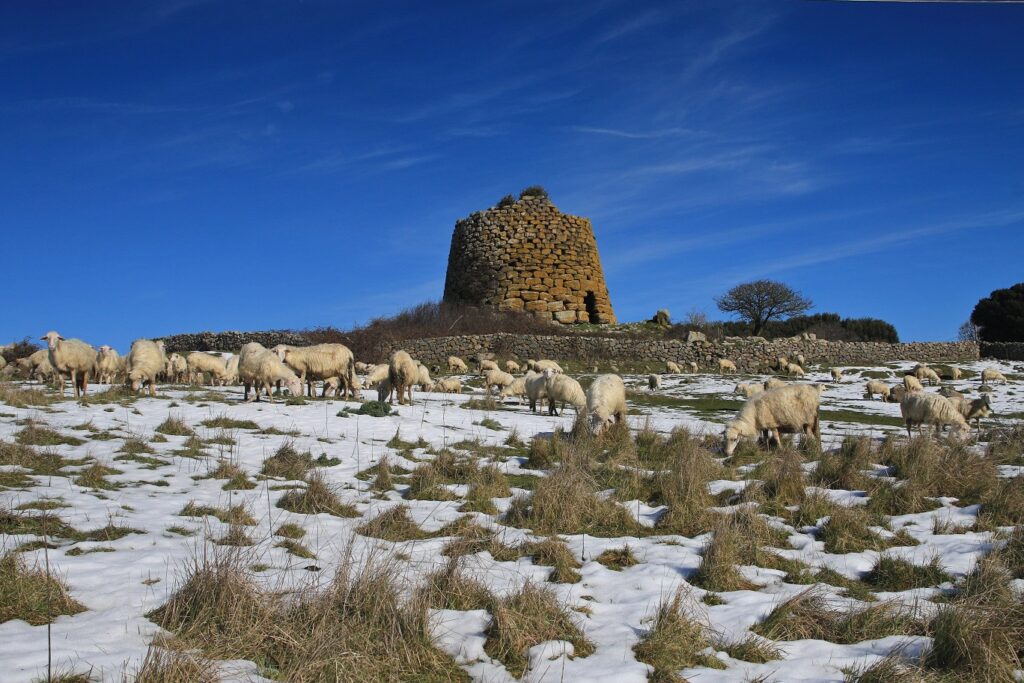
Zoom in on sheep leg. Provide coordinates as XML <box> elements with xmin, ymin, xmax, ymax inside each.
<box><xmin>71</xmin><ymin>369</ymin><xmax>79</xmax><ymax>398</ymax></box>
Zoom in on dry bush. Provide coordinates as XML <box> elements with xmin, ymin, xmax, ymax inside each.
<box><xmin>484</xmin><ymin>582</ymin><xmax>594</xmax><ymax>678</ymax></box>
<box><xmin>461</xmin><ymin>463</ymin><xmax>511</xmax><ymax>514</ymax></box>
<box><xmin>179</xmin><ymin>502</ymin><xmax>256</xmax><ymax>526</ymax></box>
<box><xmin>0</xmin><ymin>553</ymin><xmax>86</xmax><ymax>625</ymax></box>
<box><xmin>405</xmin><ymin>450</ymin><xmax>476</xmax><ymax>501</ymax></box>
<box><xmin>632</xmin><ymin>589</ymin><xmax>724</xmax><ymax>678</ymax></box>
<box><xmin>985</xmin><ymin>423</ymin><xmax>1024</xmax><ymax>466</ymax></box>
<box><xmin>924</xmin><ymin>601</ymin><xmax>1023</xmax><ymax>680</ymax></box>
<box><xmin>276</xmin><ymin>470</ymin><xmax>358</xmax><ymax>517</ymax></box>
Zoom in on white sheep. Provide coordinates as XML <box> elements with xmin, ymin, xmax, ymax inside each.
<box><xmin>723</xmin><ymin>384</ymin><xmax>823</xmax><ymax>456</ymax></box>
<box><xmin>532</xmin><ymin>359</ymin><xmax>564</xmax><ymax>374</ymax></box>
<box><xmin>363</xmin><ymin>363</ymin><xmax>389</xmax><ymax>388</ymax></box>
<box><xmin>648</xmin><ymin>374</ymin><xmax>661</xmax><ymax>390</ymax></box>
<box><xmin>447</xmin><ymin>356</ymin><xmax>469</xmax><ymax>374</ymax></box>
<box><xmin>223</xmin><ymin>355</ymin><xmax>239</xmax><ymax>385</ymax></box>
<box><xmin>525</xmin><ymin>371</ymin><xmax>548</xmax><ymax>413</ymax></box>
<box><xmin>238</xmin><ymin>342</ymin><xmax>302</xmax><ymax>403</ymax></box>
<box><xmin>278</xmin><ymin>343</ymin><xmax>357</xmax><ymax>398</ymax></box>
<box><xmin>388</xmin><ymin>350</ymin><xmax>418</xmax><ymax>405</ymax></box>
<box><xmin>322</xmin><ymin>375</ymin><xmax>361</xmax><ymax>398</ymax></box>
<box><xmin>950</xmin><ymin>367</ymin><xmax>962</xmax><ymax>380</ymax></box>
<box><xmin>126</xmin><ymin>339</ymin><xmax>166</xmax><ymax>396</ymax></box>
<box><xmin>795</xmin><ymin>354</ymin><xmax>806</xmax><ymax>367</ymax></box>
<box><xmin>165</xmin><ymin>353</ymin><xmax>189</xmax><ymax>384</ymax></box>
<box><xmin>718</xmin><ymin>358</ymin><xmax>737</xmax><ymax>374</ymax></box>
<box><xmin>25</xmin><ymin>349</ymin><xmax>56</xmax><ymax>384</ymax></box>
<box><xmin>478</xmin><ymin>359</ymin><xmax>499</xmax><ymax>374</ymax></box>
<box><xmin>587</xmin><ymin>374</ymin><xmax>627</xmax><ymax>435</ymax></box>
<box><xmin>484</xmin><ymin>368</ymin><xmax>515</xmax><ymax>395</ymax></box>
<box><xmin>764</xmin><ymin>377</ymin><xmax>786</xmax><ymax>391</ymax></box>
<box><xmin>776</xmin><ymin>357</ymin><xmax>789</xmax><ymax>371</ymax></box>
<box><xmin>786</xmin><ymin>363</ymin><xmax>805</xmax><ymax>378</ymax></box>
<box><xmin>95</xmin><ymin>345</ymin><xmax>123</xmax><ymax>384</ymax></box>
<box><xmin>665</xmin><ymin>361</ymin><xmax>682</xmax><ymax>373</ymax></box>
<box><xmin>688</xmin><ymin>361</ymin><xmax>699</xmax><ymax>373</ymax></box>
<box><xmin>981</xmin><ymin>367</ymin><xmax>1008</xmax><ymax>384</ymax></box>
<box><xmin>900</xmin><ymin>391</ymin><xmax>970</xmax><ymax>439</ymax></box>
<box><xmin>734</xmin><ymin>382</ymin><xmax>764</xmax><ymax>399</ymax></box>
<box><xmin>499</xmin><ymin>377</ymin><xmax>527</xmax><ymax>402</ymax></box>
<box><xmin>864</xmin><ymin>379</ymin><xmax>890</xmax><ymax>401</ymax></box>
<box><xmin>434</xmin><ymin>377</ymin><xmax>462</xmax><ymax>394</ymax></box>
<box><xmin>914</xmin><ymin>365</ymin><xmax>941</xmax><ymax>386</ymax></box>
<box><xmin>949</xmin><ymin>394</ymin><xmax>992</xmax><ymax>429</ymax></box>
<box><xmin>504</xmin><ymin>359</ymin><xmax>521</xmax><ymax>374</ymax></box>
<box><xmin>40</xmin><ymin>331</ymin><xmax>96</xmax><ymax>398</ymax></box>
<box><xmin>543</xmin><ymin>369</ymin><xmax>586</xmax><ymax>416</ymax></box>
<box><xmin>829</xmin><ymin>368</ymin><xmax>844</xmax><ymax>383</ymax></box>
<box><xmin>887</xmin><ymin>384</ymin><xmax>907</xmax><ymax>403</ymax></box>
<box><xmin>354</xmin><ymin>361</ymin><xmax>370</xmax><ymax>374</ymax></box>
<box><xmin>415</xmin><ymin>363</ymin><xmax>432</xmax><ymax>391</ymax></box>
<box><xmin>187</xmin><ymin>352</ymin><xmax>229</xmax><ymax>386</ymax></box>
<box><xmin>903</xmin><ymin>375</ymin><xmax>924</xmax><ymax>393</ymax></box>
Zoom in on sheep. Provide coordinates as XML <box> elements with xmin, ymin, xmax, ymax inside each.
<box><xmin>415</xmin><ymin>363</ymin><xmax>432</xmax><ymax>391</ymax></box>
<box><xmin>543</xmin><ymin>369</ymin><xmax>586</xmax><ymax>416</ymax></box>
<box><xmin>434</xmin><ymin>377</ymin><xmax>462</xmax><ymax>394</ymax></box>
<box><xmin>786</xmin><ymin>363</ymin><xmax>805</xmax><ymax>378</ymax></box>
<box><xmin>665</xmin><ymin>361</ymin><xmax>682</xmax><ymax>374</ymax></box>
<box><xmin>223</xmin><ymin>355</ymin><xmax>239</xmax><ymax>386</ymax></box>
<box><xmin>648</xmin><ymin>374</ymin><xmax>661</xmax><ymax>390</ymax></box>
<box><xmin>525</xmin><ymin>371</ymin><xmax>548</xmax><ymax>413</ymax></box>
<box><xmin>718</xmin><ymin>358</ymin><xmax>737</xmax><ymax>374</ymax></box>
<box><xmin>532</xmin><ymin>359</ymin><xmax>564</xmax><ymax>375</ymax></box>
<box><xmin>363</xmin><ymin>363</ymin><xmax>389</xmax><ymax>388</ymax></box>
<box><xmin>949</xmin><ymin>394</ymin><xmax>992</xmax><ymax>430</ymax></box>
<box><xmin>40</xmin><ymin>331</ymin><xmax>96</xmax><ymax>398</ymax></box>
<box><xmin>278</xmin><ymin>343</ymin><xmax>357</xmax><ymax>399</ymax></box>
<box><xmin>500</xmin><ymin>377</ymin><xmax>527</xmax><ymax>402</ymax></box>
<box><xmin>388</xmin><ymin>350</ymin><xmax>418</xmax><ymax>405</ymax></box>
<box><xmin>187</xmin><ymin>352</ymin><xmax>228</xmax><ymax>386</ymax></box>
<box><xmin>447</xmin><ymin>356</ymin><xmax>469</xmax><ymax>374</ymax></box>
<box><xmin>688</xmin><ymin>361</ymin><xmax>699</xmax><ymax>373</ymax></box>
<box><xmin>165</xmin><ymin>353</ymin><xmax>188</xmax><ymax>384</ymax></box>
<box><xmin>981</xmin><ymin>367</ymin><xmax>1008</xmax><ymax>384</ymax></box>
<box><xmin>484</xmin><ymin>368</ymin><xmax>515</xmax><ymax>395</ymax></box>
<box><xmin>126</xmin><ymin>339</ymin><xmax>166</xmax><ymax>396</ymax></box>
<box><xmin>938</xmin><ymin>386</ymin><xmax>964</xmax><ymax>400</ymax></box>
<box><xmin>950</xmin><ymin>367</ymin><xmax>962</xmax><ymax>381</ymax></box>
<box><xmin>914</xmin><ymin>365</ymin><xmax>941</xmax><ymax>386</ymax></box>
<box><xmin>795</xmin><ymin>354</ymin><xmax>806</xmax><ymax>367</ymax></box>
<box><xmin>887</xmin><ymin>384</ymin><xmax>907</xmax><ymax>403</ymax></box>
<box><xmin>734</xmin><ymin>382</ymin><xmax>765</xmax><ymax>399</ymax></box>
<box><xmin>322</xmin><ymin>375</ymin><xmax>361</xmax><ymax>398</ymax></box>
<box><xmin>723</xmin><ymin>384</ymin><xmax>823</xmax><ymax>456</ymax></box>
<box><xmin>238</xmin><ymin>342</ymin><xmax>302</xmax><ymax>403</ymax></box>
<box><xmin>587</xmin><ymin>374</ymin><xmax>627</xmax><ymax>435</ymax></box>
<box><xmin>899</xmin><ymin>391</ymin><xmax>970</xmax><ymax>439</ymax></box>
<box><xmin>903</xmin><ymin>375</ymin><xmax>924</xmax><ymax>393</ymax></box>
<box><xmin>764</xmin><ymin>377</ymin><xmax>786</xmax><ymax>391</ymax></box>
<box><xmin>25</xmin><ymin>349</ymin><xmax>55</xmax><ymax>384</ymax></box>
<box><xmin>478</xmin><ymin>359</ymin><xmax>499</xmax><ymax>375</ymax></box>
<box><xmin>354</xmin><ymin>361</ymin><xmax>370</xmax><ymax>374</ymax></box>
<box><xmin>776</xmin><ymin>357</ymin><xmax>789</xmax><ymax>371</ymax></box>
<box><xmin>829</xmin><ymin>368</ymin><xmax>844</xmax><ymax>383</ymax></box>
<box><xmin>95</xmin><ymin>345</ymin><xmax>123</xmax><ymax>384</ymax></box>
<box><xmin>504</xmin><ymin>360</ymin><xmax>521</xmax><ymax>374</ymax></box>
<box><xmin>864</xmin><ymin>379</ymin><xmax>891</xmax><ymax>401</ymax></box>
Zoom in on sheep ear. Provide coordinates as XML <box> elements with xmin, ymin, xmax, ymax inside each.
<box><xmin>58</xmin><ymin>336</ymin><xmax>65</xmax><ymax>341</ymax></box>
<box><xmin>39</xmin><ymin>336</ymin><xmax>46</xmax><ymax>341</ymax></box>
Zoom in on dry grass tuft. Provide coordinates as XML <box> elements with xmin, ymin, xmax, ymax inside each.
<box><xmin>0</xmin><ymin>553</ymin><xmax>86</xmax><ymax>625</ymax></box>
<box><xmin>356</xmin><ymin>505</ymin><xmax>432</xmax><ymax>542</ymax></box>
<box><xmin>0</xmin><ymin>382</ymin><xmax>57</xmax><ymax>408</ymax></box>
<box><xmin>820</xmin><ymin>505</ymin><xmax>888</xmax><ymax>554</ymax></box>
<box><xmin>690</xmin><ymin>515</ymin><xmax>760</xmax><ymax>592</ymax></box>
<box><xmin>595</xmin><ymin>545</ymin><xmax>639</xmax><ymax>571</ymax></box>
<box><xmin>713</xmin><ymin>634</ymin><xmax>781</xmax><ymax>663</ymax></box>
<box><xmin>154</xmin><ymin>415</ymin><xmax>194</xmax><ymax>437</ymax></box>
<box><xmin>276</xmin><ymin>470</ymin><xmax>358</xmax><ymax>517</ymax></box>
<box><xmin>418</xmin><ymin>556</ymin><xmax>493</xmax><ymax>611</ymax></box>
<box><xmin>260</xmin><ymin>442</ymin><xmax>314</xmax><ymax>480</ymax></box>
<box><xmin>15</xmin><ymin>422</ymin><xmax>84</xmax><ymax>447</ymax></box>
<box><xmin>525</xmin><ymin>537</ymin><xmax>581</xmax><ymax>583</ymax></box>
<box><xmin>179</xmin><ymin>502</ymin><xmax>256</xmax><ymax>526</ymax></box>
<box><xmin>632</xmin><ymin>589</ymin><xmax>725</xmax><ymax>678</ymax></box>
<box><xmin>862</xmin><ymin>554</ymin><xmax>951</xmax><ymax>592</ymax></box>
<box><xmin>754</xmin><ymin>588</ymin><xmax>922</xmax><ymax>643</ymax></box>
<box><xmin>131</xmin><ymin>646</ymin><xmax>218</xmax><ymax>682</ymax></box>
<box><xmin>812</xmin><ymin>437</ymin><xmax>873</xmax><ymax>491</ymax></box>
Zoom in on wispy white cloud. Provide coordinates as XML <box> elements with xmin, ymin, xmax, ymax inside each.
<box><xmin>0</xmin><ymin>97</ymin><xmax>189</xmax><ymax>114</ymax></box>
<box><xmin>569</xmin><ymin>125</ymin><xmax>701</xmax><ymax>140</ymax></box>
<box><xmin>594</xmin><ymin>9</ymin><xmax>665</xmax><ymax>44</ymax></box>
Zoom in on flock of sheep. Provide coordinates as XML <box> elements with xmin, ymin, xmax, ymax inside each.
<box><xmin>1</xmin><ymin>333</ymin><xmax>1008</xmax><ymax>448</ymax></box>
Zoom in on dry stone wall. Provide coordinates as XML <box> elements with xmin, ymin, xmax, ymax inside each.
<box><xmin>981</xmin><ymin>342</ymin><xmax>1024</xmax><ymax>361</ymax></box>
<box><xmin>159</xmin><ymin>330</ymin><xmax>309</xmax><ymax>353</ymax></box>
<box><xmin>442</xmin><ymin>194</ymin><xmax>616</xmax><ymax>324</ymax></box>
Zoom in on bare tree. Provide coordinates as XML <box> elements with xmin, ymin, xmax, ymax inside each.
<box><xmin>957</xmin><ymin>320</ymin><xmax>980</xmax><ymax>342</ymax></box>
<box><xmin>715</xmin><ymin>280</ymin><xmax>812</xmax><ymax>336</ymax></box>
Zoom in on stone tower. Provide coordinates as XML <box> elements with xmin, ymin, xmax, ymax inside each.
<box><xmin>442</xmin><ymin>192</ymin><xmax>616</xmax><ymax>324</ymax></box>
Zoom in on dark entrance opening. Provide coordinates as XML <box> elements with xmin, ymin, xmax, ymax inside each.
<box><xmin>584</xmin><ymin>291</ymin><xmax>600</xmax><ymax>323</ymax></box>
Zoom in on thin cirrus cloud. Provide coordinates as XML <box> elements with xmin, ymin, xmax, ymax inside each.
<box><xmin>569</xmin><ymin>125</ymin><xmax>701</xmax><ymax>140</ymax></box>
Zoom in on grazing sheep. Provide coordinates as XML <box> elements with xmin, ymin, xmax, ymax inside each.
<box><xmin>938</xmin><ymin>386</ymin><xmax>964</xmax><ymax>400</ymax></box>
<box><xmin>900</xmin><ymin>392</ymin><xmax>970</xmax><ymax>439</ymax></box>
<box><xmin>723</xmin><ymin>384</ymin><xmax>823</xmax><ymax>456</ymax></box>
<box><xmin>415</xmin><ymin>363</ymin><xmax>433</xmax><ymax>391</ymax></box>
<box><xmin>764</xmin><ymin>377</ymin><xmax>786</xmax><ymax>391</ymax></box>
<box><xmin>434</xmin><ymin>377</ymin><xmax>462</xmax><ymax>394</ymax></box>
<box><xmin>223</xmin><ymin>355</ymin><xmax>239</xmax><ymax>386</ymax></box>
<box><xmin>95</xmin><ymin>346</ymin><xmax>123</xmax><ymax>384</ymax></box>
<box><xmin>354</xmin><ymin>361</ymin><xmax>370</xmax><ymax>374</ymax></box>
<box><xmin>914</xmin><ymin>365</ymin><xmax>941</xmax><ymax>386</ymax></box>
<box><xmin>903</xmin><ymin>375</ymin><xmax>924</xmax><ymax>393</ymax></box>
<box><xmin>950</xmin><ymin>367</ymin><xmax>962</xmax><ymax>380</ymax></box>
<box><xmin>864</xmin><ymin>379</ymin><xmax>891</xmax><ymax>401</ymax></box>
<box><xmin>388</xmin><ymin>350</ymin><xmax>418</xmax><ymax>405</ymax></box>
<box><xmin>363</xmin><ymin>364</ymin><xmax>389</xmax><ymax>389</ymax></box>
<box><xmin>504</xmin><ymin>360</ymin><xmax>521</xmax><ymax>374</ymax></box>
<box><xmin>25</xmin><ymin>349</ymin><xmax>56</xmax><ymax>384</ymax></box>
<box><xmin>665</xmin><ymin>361</ymin><xmax>682</xmax><ymax>374</ymax></box>
<box><xmin>543</xmin><ymin>369</ymin><xmax>586</xmax><ymax>416</ymax></box>
<box><xmin>718</xmin><ymin>359</ymin><xmax>737</xmax><ymax>374</ymax></box>
<box><xmin>786</xmin><ymin>363</ymin><xmax>805</xmax><ymax>378</ymax></box>
<box><xmin>322</xmin><ymin>375</ymin><xmax>360</xmax><ymax>398</ymax></box>
<box><xmin>484</xmin><ymin>368</ymin><xmax>515</xmax><ymax>395</ymax></box>
<box><xmin>532</xmin><ymin>359</ymin><xmax>564</xmax><ymax>375</ymax></box>
<box><xmin>447</xmin><ymin>356</ymin><xmax>469</xmax><ymax>374</ymax></box>
<box><xmin>187</xmin><ymin>352</ymin><xmax>228</xmax><ymax>386</ymax></box>
<box><xmin>40</xmin><ymin>331</ymin><xmax>96</xmax><ymax>398</ymax></box>
<box><xmin>165</xmin><ymin>353</ymin><xmax>189</xmax><ymax>384</ymax></box>
<box><xmin>278</xmin><ymin>343</ymin><xmax>357</xmax><ymax>398</ymax></box>
<box><xmin>126</xmin><ymin>339</ymin><xmax>166</xmax><ymax>396</ymax></box>
<box><xmin>829</xmin><ymin>368</ymin><xmax>844</xmax><ymax>383</ymax></box>
<box><xmin>238</xmin><ymin>342</ymin><xmax>302</xmax><ymax>403</ymax></box>
<box><xmin>981</xmin><ymin>367</ymin><xmax>1008</xmax><ymax>384</ymax></box>
<box><xmin>688</xmin><ymin>361</ymin><xmax>699</xmax><ymax>373</ymax></box>
<box><xmin>796</xmin><ymin>354</ymin><xmax>806</xmax><ymax>367</ymax></box>
<box><xmin>777</xmin><ymin>357</ymin><xmax>789</xmax><ymax>371</ymax></box>
<box><xmin>525</xmin><ymin>371</ymin><xmax>548</xmax><ymax>413</ymax></box>
<box><xmin>734</xmin><ymin>382</ymin><xmax>765</xmax><ymax>399</ymax></box>
<box><xmin>499</xmin><ymin>377</ymin><xmax>527</xmax><ymax>402</ymax></box>
<box><xmin>949</xmin><ymin>394</ymin><xmax>992</xmax><ymax>429</ymax></box>
<box><xmin>478</xmin><ymin>359</ymin><xmax>499</xmax><ymax>375</ymax></box>
<box><xmin>587</xmin><ymin>374</ymin><xmax>628</xmax><ymax>435</ymax></box>
<box><xmin>648</xmin><ymin>374</ymin><xmax>661</xmax><ymax>390</ymax></box>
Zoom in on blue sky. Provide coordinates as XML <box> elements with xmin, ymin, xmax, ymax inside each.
<box><xmin>3</xmin><ymin>0</ymin><xmax>1023</xmax><ymax>350</ymax></box>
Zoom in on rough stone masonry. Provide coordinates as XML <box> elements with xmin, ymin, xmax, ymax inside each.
<box><xmin>442</xmin><ymin>193</ymin><xmax>617</xmax><ymax>324</ymax></box>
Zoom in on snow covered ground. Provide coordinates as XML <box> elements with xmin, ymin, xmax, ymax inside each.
<box><xmin>1</xmin><ymin>358</ymin><xmax>1021</xmax><ymax>682</ymax></box>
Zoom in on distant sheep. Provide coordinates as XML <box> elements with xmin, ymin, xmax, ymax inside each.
<box><xmin>354</xmin><ymin>361</ymin><xmax>370</xmax><ymax>374</ymax></box>
<box><xmin>950</xmin><ymin>367</ymin><xmax>962</xmax><ymax>381</ymax></box>
<box><xmin>187</xmin><ymin>352</ymin><xmax>229</xmax><ymax>386</ymax></box>
<box><xmin>795</xmin><ymin>354</ymin><xmax>806</xmax><ymax>367</ymax></box>
<box><xmin>388</xmin><ymin>350</ymin><xmax>418</xmax><ymax>405</ymax></box>
<box><xmin>587</xmin><ymin>374</ymin><xmax>627</xmax><ymax>435</ymax></box>
<box><xmin>165</xmin><ymin>353</ymin><xmax>189</xmax><ymax>384</ymax></box>
<box><xmin>322</xmin><ymin>374</ymin><xmax>362</xmax><ymax>398</ymax></box>
<box><xmin>96</xmin><ymin>346</ymin><xmax>122</xmax><ymax>384</ymax></box>
<box><xmin>500</xmin><ymin>377</ymin><xmax>527</xmax><ymax>402</ymax></box>
<box><xmin>223</xmin><ymin>355</ymin><xmax>239</xmax><ymax>386</ymax></box>
<box><xmin>829</xmin><ymin>368</ymin><xmax>844</xmax><ymax>383</ymax></box>
<box><xmin>415</xmin><ymin>363</ymin><xmax>432</xmax><ymax>390</ymax></box>
<box><xmin>364</xmin><ymin>364</ymin><xmax>389</xmax><ymax>388</ymax></box>
<box><xmin>914</xmin><ymin>365</ymin><xmax>941</xmax><ymax>386</ymax></box>
<box><xmin>648</xmin><ymin>374</ymin><xmax>661</xmax><ymax>390</ymax></box>
<box><xmin>786</xmin><ymin>363</ymin><xmax>805</xmax><ymax>378</ymax></box>
<box><xmin>525</xmin><ymin>371</ymin><xmax>548</xmax><ymax>413</ymax></box>
<box><xmin>25</xmin><ymin>350</ymin><xmax>56</xmax><ymax>384</ymax></box>
<box><xmin>734</xmin><ymin>382</ymin><xmax>765</xmax><ymax>399</ymax></box>
<box><xmin>718</xmin><ymin>359</ymin><xmax>737</xmax><ymax>374</ymax></box>
<box><xmin>543</xmin><ymin>369</ymin><xmax>586</xmax><ymax>416</ymax></box>
<box><xmin>434</xmin><ymin>377</ymin><xmax>462</xmax><ymax>394</ymax></box>
<box><xmin>864</xmin><ymin>379</ymin><xmax>891</xmax><ymax>401</ymax></box>
<box><xmin>532</xmin><ymin>359</ymin><xmax>564</xmax><ymax>375</ymax></box>
<box><xmin>447</xmin><ymin>356</ymin><xmax>469</xmax><ymax>374</ymax></box>
<box><xmin>665</xmin><ymin>361</ymin><xmax>682</xmax><ymax>373</ymax></box>
<box><xmin>238</xmin><ymin>342</ymin><xmax>302</xmax><ymax>403</ymax></box>
<box><xmin>504</xmin><ymin>360</ymin><xmax>521</xmax><ymax>374</ymax></box>
<box><xmin>126</xmin><ymin>339</ymin><xmax>166</xmax><ymax>396</ymax></box>
<box><xmin>900</xmin><ymin>391</ymin><xmax>970</xmax><ymax>439</ymax></box>
<box><xmin>478</xmin><ymin>359</ymin><xmax>499</xmax><ymax>374</ymax></box>
<box><xmin>981</xmin><ymin>367</ymin><xmax>1008</xmax><ymax>384</ymax></box>
<box><xmin>903</xmin><ymin>375</ymin><xmax>924</xmax><ymax>393</ymax></box>
<box><xmin>40</xmin><ymin>331</ymin><xmax>96</xmax><ymax>398</ymax></box>
<box><xmin>723</xmin><ymin>384</ymin><xmax>823</xmax><ymax>456</ymax></box>
<box><xmin>688</xmin><ymin>361</ymin><xmax>698</xmax><ymax>373</ymax></box>
<box><xmin>484</xmin><ymin>368</ymin><xmax>515</xmax><ymax>395</ymax></box>
<box><xmin>949</xmin><ymin>394</ymin><xmax>992</xmax><ymax>429</ymax></box>
<box><xmin>776</xmin><ymin>357</ymin><xmax>789</xmax><ymax>371</ymax></box>
<box><xmin>279</xmin><ymin>343</ymin><xmax>357</xmax><ymax>398</ymax></box>
<box><xmin>764</xmin><ymin>377</ymin><xmax>786</xmax><ymax>391</ymax></box>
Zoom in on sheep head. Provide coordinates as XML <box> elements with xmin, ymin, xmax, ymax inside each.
<box><xmin>284</xmin><ymin>376</ymin><xmax>303</xmax><ymax>399</ymax></box>
<box><xmin>40</xmin><ymin>331</ymin><xmax>63</xmax><ymax>349</ymax></box>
